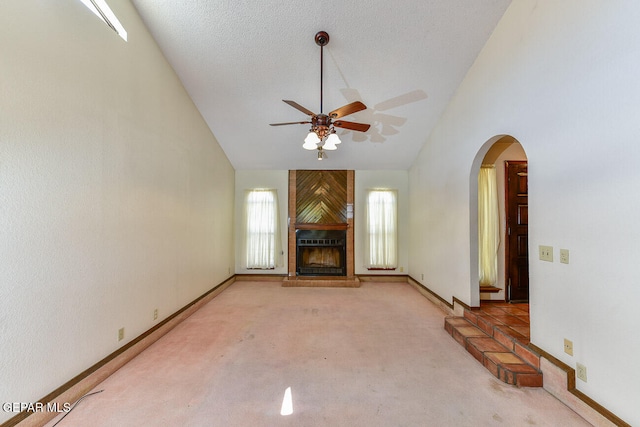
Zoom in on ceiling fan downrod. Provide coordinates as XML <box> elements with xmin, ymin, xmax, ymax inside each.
<box><xmin>315</xmin><ymin>31</ymin><xmax>329</xmax><ymax>114</ymax></box>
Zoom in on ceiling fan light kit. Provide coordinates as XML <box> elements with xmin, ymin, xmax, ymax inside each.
<box><xmin>270</xmin><ymin>31</ymin><xmax>371</xmax><ymax>160</ymax></box>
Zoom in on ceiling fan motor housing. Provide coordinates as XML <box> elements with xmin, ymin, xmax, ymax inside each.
<box><xmin>312</xmin><ymin>114</ymin><xmax>331</xmax><ymax>139</ymax></box>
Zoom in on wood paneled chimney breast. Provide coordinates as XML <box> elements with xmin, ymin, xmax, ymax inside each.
<box><xmin>295</xmin><ymin>170</ymin><xmax>347</xmax><ymax>224</ymax></box>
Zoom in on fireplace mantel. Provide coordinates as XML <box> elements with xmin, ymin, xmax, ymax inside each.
<box><xmin>295</xmin><ymin>223</ymin><xmax>349</xmax><ymax>231</ymax></box>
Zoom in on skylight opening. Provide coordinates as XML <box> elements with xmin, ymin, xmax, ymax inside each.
<box><xmin>79</xmin><ymin>0</ymin><xmax>128</xmax><ymax>41</ymax></box>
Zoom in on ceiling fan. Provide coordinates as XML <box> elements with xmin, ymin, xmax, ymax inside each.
<box><xmin>270</xmin><ymin>31</ymin><xmax>371</xmax><ymax>159</ymax></box>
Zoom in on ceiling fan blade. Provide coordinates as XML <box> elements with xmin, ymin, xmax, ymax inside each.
<box><xmin>333</xmin><ymin>120</ymin><xmax>371</xmax><ymax>132</ymax></box>
<box><xmin>329</xmin><ymin>101</ymin><xmax>367</xmax><ymax>119</ymax></box>
<box><xmin>269</xmin><ymin>121</ymin><xmax>311</xmax><ymax>126</ymax></box>
<box><xmin>283</xmin><ymin>100</ymin><xmax>316</xmax><ymax>116</ymax></box>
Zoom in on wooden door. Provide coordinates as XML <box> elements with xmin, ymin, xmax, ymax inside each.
<box><xmin>505</xmin><ymin>161</ymin><xmax>529</xmax><ymax>302</ymax></box>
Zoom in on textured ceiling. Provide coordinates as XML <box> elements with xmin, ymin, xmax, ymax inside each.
<box><xmin>130</xmin><ymin>0</ymin><xmax>511</xmax><ymax>170</ymax></box>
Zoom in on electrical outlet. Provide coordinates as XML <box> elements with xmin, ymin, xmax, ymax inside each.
<box><xmin>539</xmin><ymin>245</ymin><xmax>553</xmax><ymax>262</ymax></box>
<box><xmin>118</xmin><ymin>327</ymin><xmax>125</xmax><ymax>341</ymax></box>
<box><xmin>421</xmin><ymin>273</ymin><xmax>424</xmax><ymax>280</ymax></box>
<box><xmin>399</xmin><ymin>266</ymin><xmax>404</xmax><ymax>272</ymax></box>
<box><xmin>564</xmin><ymin>338</ymin><xmax>573</xmax><ymax>356</ymax></box>
<box><xmin>560</xmin><ymin>249</ymin><xmax>569</xmax><ymax>264</ymax></box>
<box><xmin>576</xmin><ymin>363</ymin><xmax>587</xmax><ymax>382</ymax></box>
<box><xmin>153</xmin><ymin>309</ymin><xmax>158</xmax><ymax>321</ymax></box>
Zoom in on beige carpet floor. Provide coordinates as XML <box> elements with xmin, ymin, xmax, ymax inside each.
<box><xmin>45</xmin><ymin>281</ymin><xmax>589</xmax><ymax>426</ymax></box>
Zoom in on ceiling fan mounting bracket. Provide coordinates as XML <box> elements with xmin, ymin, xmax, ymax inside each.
<box><xmin>315</xmin><ymin>31</ymin><xmax>329</xmax><ymax>47</ymax></box>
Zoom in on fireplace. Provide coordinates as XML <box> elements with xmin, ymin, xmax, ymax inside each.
<box><xmin>286</xmin><ymin>170</ymin><xmax>356</xmax><ymax>285</ymax></box>
<box><xmin>296</xmin><ymin>229</ymin><xmax>346</xmax><ymax>276</ymax></box>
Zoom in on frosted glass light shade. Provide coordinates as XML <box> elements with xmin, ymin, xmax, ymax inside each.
<box><xmin>323</xmin><ymin>138</ymin><xmax>337</xmax><ymax>150</ymax></box>
<box><xmin>303</xmin><ymin>132</ymin><xmax>320</xmax><ymax>150</ymax></box>
<box><xmin>326</xmin><ymin>132</ymin><xmax>341</xmax><ymax>145</ymax></box>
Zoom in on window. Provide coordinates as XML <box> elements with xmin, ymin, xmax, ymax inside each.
<box><xmin>245</xmin><ymin>189</ymin><xmax>281</xmax><ymax>269</ymax></box>
<box><xmin>79</xmin><ymin>0</ymin><xmax>128</xmax><ymax>41</ymax></box>
<box><xmin>365</xmin><ymin>190</ymin><xmax>398</xmax><ymax>269</ymax></box>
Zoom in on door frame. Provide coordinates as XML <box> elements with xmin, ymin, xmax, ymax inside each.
<box><xmin>469</xmin><ymin>135</ymin><xmax>528</xmax><ymax>307</ymax></box>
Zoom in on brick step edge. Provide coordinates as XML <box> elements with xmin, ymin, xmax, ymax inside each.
<box><xmin>444</xmin><ymin>316</ymin><xmax>543</xmax><ymax>387</ymax></box>
<box><xmin>462</xmin><ymin>309</ymin><xmax>541</xmax><ymax>370</ymax></box>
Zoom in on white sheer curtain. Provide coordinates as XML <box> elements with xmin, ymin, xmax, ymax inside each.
<box><xmin>245</xmin><ymin>189</ymin><xmax>282</xmax><ymax>269</ymax></box>
<box><xmin>478</xmin><ymin>166</ymin><xmax>500</xmax><ymax>286</ymax></box>
<box><xmin>366</xmin><ymin>189</ymin><xmax>398</xmax><ymax>269</ymax></box>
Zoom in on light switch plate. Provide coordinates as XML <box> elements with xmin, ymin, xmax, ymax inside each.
<box><xmin>539</xmin><ymin>245</ymin><xmax>553</xmax><ymax>262</ymax></box>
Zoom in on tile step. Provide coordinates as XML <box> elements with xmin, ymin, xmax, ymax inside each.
<box><xmin>444</xmin><ymin>316</ymin><xmax>542</xmax><ymax>387</ymax></box>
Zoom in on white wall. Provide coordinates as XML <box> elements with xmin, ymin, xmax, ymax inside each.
<box><xmin>355</xmin><ymin>170</ymin><xmax>409</xmax><ymax>275</ymax></box>
<box><xmin>234</xmin><ymin>170</ymin><xmax>289</xmax><ymax>275</ymax></box>
<box><xmin>408</xmin><ymin>1</ymin><xmax>640</xmax><ymax>424</ymax></box>
<box><xmin>0</xmin><ymin>1</ymin><xmax>235</xmax><ymax>422</ymax></box>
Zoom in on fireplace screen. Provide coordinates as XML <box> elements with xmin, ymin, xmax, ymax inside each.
<box><xmin>296</xmin><ymin>229</ymin><xmax>346</xmax><ymax>276</ymax></box>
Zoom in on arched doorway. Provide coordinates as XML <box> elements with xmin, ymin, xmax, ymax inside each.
<box><xmin>469</xmin><ymin>135</ymin><xmax>528</xmax><ymax>305</ymax></box>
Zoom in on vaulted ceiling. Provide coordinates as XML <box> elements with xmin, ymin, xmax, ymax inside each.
<box><xmin>130</xmin><ymin>0</ymin><xmax>512</xmax><ymax>170</ymax></box>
